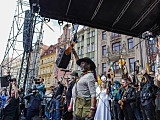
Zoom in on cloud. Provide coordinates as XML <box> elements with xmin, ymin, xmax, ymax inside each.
<box><xmin>42</xmin><ymin>20</ymin><xmax>62</xmax><ymax>46</ymax></box>
<box><xmin>0</xmin><ymin>0</ymin><xmax>83</xmax><ymax>64</ymax></box>
<box><xmin>0</xmin><ymin>0</ymin><xmax>16</xmax><ymax>63</ymax></box>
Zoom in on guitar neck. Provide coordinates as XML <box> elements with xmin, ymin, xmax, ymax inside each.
<box><xmin>65</xmin><ymin>42</ymin><xmax>76</xmax><ymax>55</ymax></box>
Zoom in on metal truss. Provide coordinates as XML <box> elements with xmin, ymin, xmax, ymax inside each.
<box><xmin>0</xmin><ymin>0</ymin><xmax>44</xmax><ymax>90</ymax></box>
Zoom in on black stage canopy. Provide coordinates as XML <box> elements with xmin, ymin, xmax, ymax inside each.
<box><xmin>37</xmin><ymin>0</ymin><xmax>160</xmax><ymax>37</ymax></box>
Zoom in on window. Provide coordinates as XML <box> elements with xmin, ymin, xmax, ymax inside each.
<box><xmin>50</xmin><ymin>67</ymin><xmax>52</xmax><ymax>72</ymax></box>
<box><xmin>111</xmin><ymin>33</ymin><xmax>120</xmax><ymax>39</ymax></box>
<box><xmin>102</xmin><ymin>45</ymin><xmax>106</xmax><ymax>56</ymax></box>
<box><xmin>114</xmin><ymin>61</ymin><xmax>120</xmax><ymax>74</ymax></box>
<box><xmin>112</xmin><ymin>42</ymin><xmax>121</xmax><ymax>51</ymax></box>
<box><xmin>78</xmin><ymin>47</ymin><xmax>81</xmax><ymax>55</ymax></box>
<box><xmin>81</xmin><ymin>46</ymin><xmax>84</xmax><ymax>54</ymax></box>
<box><xmin>87</xmin><ymin>44</ymin><xmax>90</xmax><ymax>52</ymax></box>
<box><xmin>78</xmin><ymin>35</ymin><xmax>84</xmax><ymax>42</ymax></box>
<box><xmin>87</xmin><ymin>32</ymin><xmax>90</xmax><ymax>38</ymax></box>
<box><xmin>128</xmin><ymin>38</ymin><xmax>134</xmax><ymax>49</ymax></box>
<box><xmin>91</xmin><ymin>57</ymin><xmax>94</xmax><ymax>61</ymax></box>
<box><xmin>91</xmin><ymin>31</ymin><xmax>95</xmax><ymax>37</ymax></box>
<box><xmin>78</xmin><ymin>36</ymin><xmax>81</xmax><ymax>42</ymax></box>
<box><xmin>91</xmin><ymin>43</ymin><xmax>95</xmax><ymax>51</ymax></box>
<box><xmin>82</xmin><ymin>35</ymin><xmax>84</xmax><ymax>40</ymax></box>
<box><xmin>102</xmin><ymin>63</ymin><xmax>107</xmax><ymax>75</ymax></box>
<box><xmin>129</xmin><ymin>58</ymin><xmax>135</xmax><ymax>72</ymax></box>
<box><xmin>47</xmin><ymin>77</ymin><xmax>50</xmax><ymax>84</ymax></box>
<box><xmin>102</xmin><ymin>31</ymin><xmax>107</xmax><ymax>40</ymax></box>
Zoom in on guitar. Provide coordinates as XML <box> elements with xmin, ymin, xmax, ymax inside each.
<box><xmin>119</xmin><ymin>100</ymin><xmax>124</xmax><ymax>109</ymax></box>
<box><xmin>56</xmin><ymin>24</ymin><xmax>79</xmax><ymax>69</ymax></box>
<box><xmin>110</xmin><ymin>70</ymin><xmax>115</xmax><ymax>83</ymax></box>
<box><xmin>65</xmin><ymin>24</ymin><xmax>79</xmax><ymax>55</ymax></box>
<box><xmin>119</xmin><ymin>88</ymin><xmax>128</xmax><ymax>109</ymax></box>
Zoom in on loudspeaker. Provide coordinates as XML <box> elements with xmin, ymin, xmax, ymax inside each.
<box><xmin>0</xmin><ymin>76</ymin><xmax>9</xmax><ymax>87</ymax></box>
<box><xmin>56</xmin><ymin>48</ymin><xmax>71</xmax><ymax>69</ymax></box>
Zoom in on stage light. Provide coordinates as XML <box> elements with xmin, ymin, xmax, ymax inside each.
<box><xmin>148</xmin><ymin>35</ymin><xmax>154</xmax><ymax>41</ymax></box>
<box><xmin>58</xmin><ymin>20</ymin><xmax>63</xmax><ymax>26</ymax></box>
<box><xmin>34</xmin><ymin>12</ymin><xmax>38</xmax><ymax>16</ymax></box>
<box><xmin>44</xmin><ymin>18</ymin><xmax>50</xmax><ymax>23</ymax></box>
<box><xmin>142</xmin><ymin>31</ymin><xmax>154</xmax><ymax>41</ymax></box>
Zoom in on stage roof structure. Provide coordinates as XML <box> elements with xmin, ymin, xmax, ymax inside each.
<box><xmin>37</xmin><ymin>0</ymin><xmax>160</xmax><ymax>37</ymax></box>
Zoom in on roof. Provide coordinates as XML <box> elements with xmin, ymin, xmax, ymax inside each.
<box><xmin>41</xmin><ymin>45</ymin><xmax>56</xmax><ymax>57</ymax></box>
<box><xmin>40</xmin><ymin>44</ymin><xmax>49</xmax><ymax>56</ymax></box>
<box><xmin>37</xmin><ymin>0</ymin><xmax>160</xmax><ymax>37</ymax></box>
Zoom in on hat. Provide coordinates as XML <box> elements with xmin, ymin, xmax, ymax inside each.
<box><xmin>76</xmin><ymin>57</ymin><xmax>96</xmax><ymax>70</ymax></box>
<box><xmin>70</xmin><ymin>71</ymin><xmax>78</xmax><ymax>77</ymax></box>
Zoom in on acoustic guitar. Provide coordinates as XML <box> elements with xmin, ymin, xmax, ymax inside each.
<box><xmin>65</xmin><ymin>24</ymin><xmax>79</xmax><ymax>55</ymax></box>
<box><xmin>56</xmin><ymin>24</ymin><xmax>79</xmax><ymax>69</ymax></box>
<box><xmin>119</xmin><ymin>100</ymin><xmax>124</xmax><ymax>109</ymax></box>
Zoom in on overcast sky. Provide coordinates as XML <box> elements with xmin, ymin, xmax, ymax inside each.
<box><xmin>0</xmin><ymin>0</ymin><xmax>65</xmax><ymax>64</ymax></box>
<box><xmin>0</xmin><ymin>0</ymin><xmax>16</xmax><ymax>63</ymax></box>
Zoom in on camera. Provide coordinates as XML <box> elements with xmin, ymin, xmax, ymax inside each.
<box><xmin>32</xmin><ymin>89</ymin><xmax>39</xmax><ymax>94</ymax></box>
<box><xmin>34</xmin><ymin>78</ymin><xmax>40</xmax><ymax>84</ymax></box>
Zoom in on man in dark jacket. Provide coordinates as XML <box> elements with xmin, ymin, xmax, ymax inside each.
<box><xmin>140</xmin><ymin>69</ymin><xmax>157</xmax><ymax>120</ymax></box>
<box><xmin>2</xmin><ymin>81</ymin><xmax>19</xmax><ymax>120</ymax></box>
<box><xmin>24</xmin><ymin>88</ymin><xmax>43</xmax><ymax>120</ymax></box>
<box><xmin>118</xmin><ymin>78</ymin><xmax>136</xmax><ymax>120</ymax></box>
<box><xmin>63</xmin><ymin>71</ymin><xmax>78</xmax><ymax>120</ymax></box>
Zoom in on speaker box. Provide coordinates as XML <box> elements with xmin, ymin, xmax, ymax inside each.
<box><xmin>56</xmin><ymin>48</ymin><xmax>71</xmax><ymax>69</ymax></box>
<box><xmin>0</xmin><ymin>76</ymin><xmax>9</xmax><ymax>87</ymax></box>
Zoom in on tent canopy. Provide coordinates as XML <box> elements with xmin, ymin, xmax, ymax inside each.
<box><xmin>37</xmin><ymin>0</ymin><xmax>160</xmax><ymax>37</ymax></box>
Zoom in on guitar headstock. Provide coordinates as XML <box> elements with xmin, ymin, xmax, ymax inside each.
<box><xmin>71</xmin><ymin>24</ymin><xmax>79</xmax><ymax>43</ymax></box>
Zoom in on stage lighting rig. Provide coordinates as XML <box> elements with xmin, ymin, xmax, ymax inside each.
<box><xmin>44</xmin><ymin>18</ymin><xmax>50</xmax><ymax>23</ymax></box>
<box><xmin>142</xmin><ymin>31</ymin><xmax>154</xmax><ymax>41</ymax></box>
<box><xmin>58</xmin><ymin>20</ymin><xmax>63</xmax><ymax>26</ymax></box>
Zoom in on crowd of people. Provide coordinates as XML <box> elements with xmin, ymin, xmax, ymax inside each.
<box><xmin>0</xmin><ymin>50</ymin><xmax>160</xmax><ymax>120</ymax></box>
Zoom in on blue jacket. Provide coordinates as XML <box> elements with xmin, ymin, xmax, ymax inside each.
<box><xmin>35</xmin><ymin>83</ymin><xmax>46</xmax><ymax>97</ymax></box>
<box><xmin>0</xmin><ymin>95</ymin><xmax>9</xmax><ymax>108</ymax></box>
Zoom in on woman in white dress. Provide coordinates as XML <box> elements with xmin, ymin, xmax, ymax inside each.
<box><xmin>94</xmin><ymin>81</ymin><xmax>111</xmax><ymax>120</ymax></box>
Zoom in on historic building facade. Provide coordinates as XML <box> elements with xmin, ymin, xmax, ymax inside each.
<box><xmin>73</xmin><ymin>27</ymin><xmax>147</xmax><ymax>80</ymax></box>
<box><xmin>72</xmin><ymin>27</ymin><xmax>98</xmax><ymax>74</ymax></box>
<box><xmin>38</xmin><ymin>45</ymin><xmax>56</xmax><ymax>88</ymax></box>
<box><xmin>54</xmin><ymin>24</ymin><xmax>72</xmax><ymax>83</ymax></box>
<box><xmin>97</xmin><ymin>30</ymin><xmax>146</xmax><ymax>79</ymax></box>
